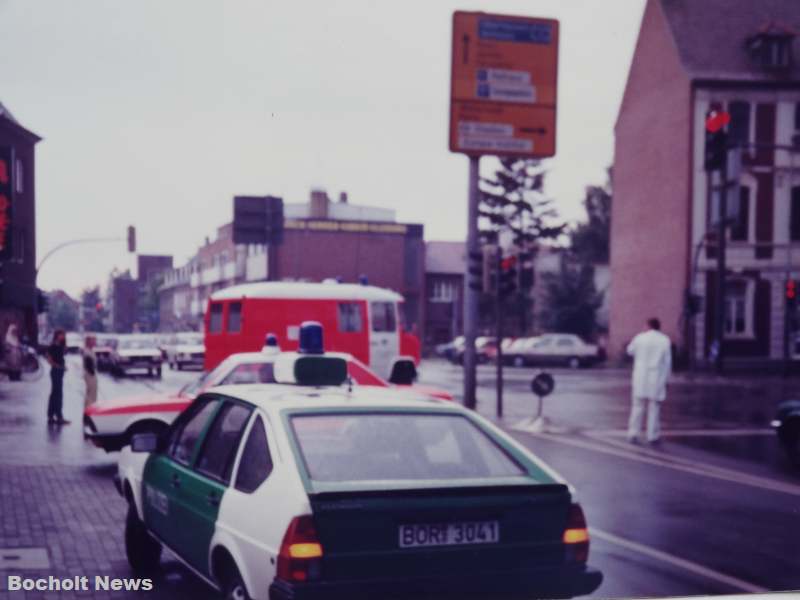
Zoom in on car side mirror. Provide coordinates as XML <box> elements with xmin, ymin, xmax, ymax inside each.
<box><xmin>388</xmin><ymin>357</ymin><xmax>417</xmax><ymax>385</ymax></box>
<box><xmin>130</xmin><ymin>433</ymin><xmax>159</xmax><ymax>453</ymax></box>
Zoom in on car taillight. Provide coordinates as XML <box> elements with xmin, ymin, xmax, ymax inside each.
<box><xmin>563</xmin><ymin>503</ymin><xmax>590</xmax><ymax>563</ymax></box>
<box><xmin>277</xmin><ymin>515</ymin><xmax>323</xmax><ymax>583</ymax></box>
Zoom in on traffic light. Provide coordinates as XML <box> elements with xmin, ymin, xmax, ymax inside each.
<box><xmin>498</xmin><ymin>255</ymin><xmax>517</xmax><ymax>299</ymax></box>
<box><xmin>467</xmin><ymin>250</ymin><xmax>484</xmax><ymax>292</ymax></box>
<box><xmin>518</xmin><ymin>251</ymin><xmax>535</xmax><ymax>290</ymax></box>
<box><xmin>786</xmin><ymin>279</ymin><xmax>797</xmax><ymax>301</ymax></box>
<box><xmin>704</xmin><ymin>108</ymin><xmax>730</xmax><ymax>172</ymax></box>
<box><xmin>787</xmin><ymin>280</ymin><xmax>798</xmax><ymax>332</ymax></box>
<box><xmin>36</xmin><ymin>289</ymin><xmax>49</xmax><ymax>313</ymax></box>
<box><xmin>127</xmin><ymin>225</ymin><xmax>136</xmax><ymax>253</ymax></box>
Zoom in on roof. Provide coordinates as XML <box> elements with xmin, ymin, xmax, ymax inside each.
<box><xmin>659</xmin><ymin>0</ymin><xmax>800</xmax><ymax>82</ymax></box>
<box><xmin>0</xmin><ymin>101</ymin><xmax>42</xmax><ymax>142</ymax></box>
<box><xmin>210</xmin><ymin>281</ymin><xmax>403</xmax><ymax>302</ymax></box>
<box><xmin>208</xmin><ymin>383</ymin><xmax>449</xmax><ymax>412</ymax></box>
<box><xmin>425</xmin><ymin>241</ymin><xmax>465</xmax><ymax>274</ymax></box>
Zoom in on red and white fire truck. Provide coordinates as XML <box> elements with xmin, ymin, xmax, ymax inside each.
<box><xmin>203</xmin><ymin>281</ymin><xmax>421</xmax><ymax>377</ymax></box>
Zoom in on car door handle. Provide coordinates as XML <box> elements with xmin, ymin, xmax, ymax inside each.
<box><xmin>207</xmin><ymin>492</ymin><xmax>220</xmax><ymax>507</ymax></box>
<box><xmin>170</xmin><ymin>474</ymin><xmax>181</xmax><ymax>489</ymax></box>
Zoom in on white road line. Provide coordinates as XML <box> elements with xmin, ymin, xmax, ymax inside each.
<box><xmin>523</xmin><ymin>432</ymin><xmax>800</xmax><ymax>497</ymax></box>
<box><xmin>591</xmin><ymin>428</ymin><xmax>774</xmax><ymax>437</ymax></box>
<box><xmin>590</xmin><ymin>527</ymin><xmax>769</xmax><ymax>594</ymax></box>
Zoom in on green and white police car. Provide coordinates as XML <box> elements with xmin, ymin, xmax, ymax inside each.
<box><xmin>116</xmin><ymin>326</ymin><xmax>603</xmax><ymax>600</ymax></box>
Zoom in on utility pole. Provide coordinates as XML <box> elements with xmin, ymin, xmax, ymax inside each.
<box><xmin>714</xmin><ymin>168</ymin><xmax>727</xmax><ymax>374</ymax></box>
<box><xmin>495</xmin><ymin>247</ymin><xmax>503</xmax><ymax>418</ymax></box>
<box><xmin>463</xmin><ymin>155</ymin><xmax>480</xmax><ymax>410</ymax></box>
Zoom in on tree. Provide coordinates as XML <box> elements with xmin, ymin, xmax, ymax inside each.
<box><xmin>478</xmin><ymin>158</ymin><xmax>564</xmax><ymax>334</ymax></box>
<box><xmin>47</xmin><ymin>292</ymin><xmax>78</xmax><ymax>331</ymax></box>
<box><xmin>570</xmin><ymin>183</ymin><xmax>611</xmax><ymax>264</ymax></box>
<box><xmin>80</xmin><ymin>286</ymin><xmax>106</xmax><ymax>332</ymax></box>
<box><xmin>541</xmin><ymin>257</ymin><xmax>604</xmax><ymax>339</ymax></box>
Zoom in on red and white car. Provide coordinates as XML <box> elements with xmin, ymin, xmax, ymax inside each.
<box><xmin>84</xmin><ymin>350</ymin><xmax>452</xmax><ymax>452</ymax></box>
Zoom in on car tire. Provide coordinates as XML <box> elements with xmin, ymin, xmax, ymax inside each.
<box><xmin>124</xmin><ymin>504</ymin><xmax>161</xmax><ymax>573</ymax></box>
<box><xmin>8</xmin><ymin>370</ymin><xmax>21</xmax><ymax>381</ymax></box>
<box><xmin>155</xmin><ymin>367</ymin><xmax>162</xmax><ymax>378</ymax></box>
<box><xmin>567</xmin><ymin>356</ymin><xmax>581</xmax><ymax>369</ymax></box>
<box><xmin>222</xmin><ymin>569</ymin><xmax>251</xmax><ymax>600</ymax></box>
<box><xmin>168</xmin><ymin>360</ymin><xmax>174</xmax><ymax>370</ymax></box>
<box><xmin>513</xmin><ymin>356</ymin><xmax>525</xmax><ymax>368</ymax></box>
<box><xmin>176</xmin><ymin>362</ymin><xmax>182</xmax><ymax>371</ymax></box>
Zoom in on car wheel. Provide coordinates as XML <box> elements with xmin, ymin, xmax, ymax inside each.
<box><xmin>567</xmin><ymin>356</ymin><xmax>581</xmax><ymax>369</ymax></box>
<box><xmin>155</xmin><ymin>367</ymin><xmax>162</xmax><ymax>378</ymax></box>
<box><xmin>8</xmin><ymin>370</ymin><xmax>21</xmax><ymax>381</ymax></box>
<box><xmin>222</xmin><ymin>570</ymin><xmax>251</xmax><ymax>600</ymax></box>
<box><xmin>176</xmin><ymin>362</ymin><xmax>182</xmax><ymax>371</ymax></box>
<box><xmin>168</xmin><ymin>360</ymin><xmax>174</xmax><ymax>370</ymax></box>
<box><xmin>513</xmin><ymin>356</ymin><xmax>525</xmax><ymax>368</ymax></box>
<box><xmin>124</xmin><ymin>504</ymin><xmax>161</xmax><ymax>573</ymax></box>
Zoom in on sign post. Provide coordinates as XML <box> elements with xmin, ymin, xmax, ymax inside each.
<box><xmin>450</xmin><ymin>11</ymin><xmax>559</xmax><ymax>410</ymax></box>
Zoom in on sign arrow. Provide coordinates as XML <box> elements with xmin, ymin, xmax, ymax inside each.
<box><xmin>462</xmin><ymin>34</ymin><xmax>470</xmax><ymax>64</ymax></box>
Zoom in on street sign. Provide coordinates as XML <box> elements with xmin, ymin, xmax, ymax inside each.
<box><xmin>449</xmin><ymin>11</ymin><xmax>559</xmax><ymax>158</ymax></box>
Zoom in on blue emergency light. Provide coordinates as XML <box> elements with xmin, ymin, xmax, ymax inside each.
<box><xmin>298</xmin><ymin>321</ymin><xmax>324</xmax><ymax>355</ymax></box>
<box><xmin>264</xmin><ymin>333</ymin><xmax>278</xmax><ymax>348</ymax></box>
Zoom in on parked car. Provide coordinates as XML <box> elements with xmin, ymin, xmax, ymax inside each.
<box><xmin>505</xmin><ymin>334</ymin><xmax>603</xmax><ymax>369</ymax></box>
<box><xmin>446</xmin><ymin>336</ymin><xmax>496</xmax><ymax>365</ymax></box>
<box><xmin>110</xmin><ymin>335</ymin><xmax>163</xmax><ymax>378</ymax></box>
<box><xmin>116</xmin><ymin>350</ymin><xmax>603</xmax><ymax>599</ymax></box>
<box><xmin>772</xmin><ymin>400</ymin><xmax>800</xmax><ymax>466</ymax></box>
<box><xmin>162</xmin><ymin>332</ymin><xmax>205</xmax><ymax>370</ymax></box>
<box><xmin>65</xmin><ymin>331</ymin><xmax>83</xmax><ymax>354</ymax></box>
<box><xmin>85</xmin><ymin>346</ymin><xmax>452</xmax><ymax>452</ymax></box>
<box><xmin>93</xmin><ymin>334</ymin><xmax>117</xmax><ymax>372</ymax></box>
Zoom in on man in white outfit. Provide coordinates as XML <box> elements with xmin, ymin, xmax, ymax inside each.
<box><xmin>626</xmin><ymin>318</ymin><xmax>672</xmax><ymax>445</ymax></box>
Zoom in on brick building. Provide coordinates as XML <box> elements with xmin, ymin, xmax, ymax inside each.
<box><xmin>610</xmin><ymin>0</ymin><xmax>800</xmax><ymax>367</ymax></box>
<box><xmin>425</xmin><ymin>241</ymin><xmax>465</xmax><ymax>347</ymax></box>
<box><xmin>159</xmin><ymin>190</ymin><xmax>425</xmax><ymax>336</ymax></box>
<box><xmin>0</xmin><ymin>102</ymin><xmax>41</xmax><ymax>343</ymax></box>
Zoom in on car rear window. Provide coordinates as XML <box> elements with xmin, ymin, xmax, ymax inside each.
<box><xmin>290</xmin><ymin>413</ymin><xmax>525</xmax><ymax>482</ymax></box>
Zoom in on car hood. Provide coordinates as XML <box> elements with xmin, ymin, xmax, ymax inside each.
<box><xmin>85</xmin><ymin>393</ymin><xmax>190</xmax><ymax>416</ymax></box>
<box><xmin>175</xmin><ymin>344</ymin><xmax>205</xmax><ymax>353</ymax></box>
<box><xmin>117</xmin><ymin>349</ymin><xmax>160</xmax><ymax>357</ymax></box>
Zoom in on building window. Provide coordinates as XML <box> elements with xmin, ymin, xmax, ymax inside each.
<box><xmin>14</xmin><ymin>159</ymin><xmax>23</xmax><ymax>193</ymax></box>
<box><xmin>730</xmin><ymin>186</ymin><xmax>750</xmax><ymax>242</ymax></box>
<box><xmin>792</xmin><ymin>187</ymin><xmax>800</xmax><ymax>242</ymax></box>
<box><xmin>727</xmin><ymin>101</ymin><xmax>750</xmax><ymax>148</ymax></box>
<box><xmin>724</xmin><ymin>279</ymin><xmax>755</xmax><ymax>339</ymax></box>
<box><xmin>746</xmin><ymin>31</ymin><xmax>795</xmax><ymax>70</ymax></box>
<box><xmin>430</xmin><ymin>280</ymin><xmax>457</xmax><ymax>302</ymax></box>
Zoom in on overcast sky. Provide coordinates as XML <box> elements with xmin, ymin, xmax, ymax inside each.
<box><xmin>0</xmin><ymin>0</ymin><xmax>645</xmax><ymax>298</ymax></box>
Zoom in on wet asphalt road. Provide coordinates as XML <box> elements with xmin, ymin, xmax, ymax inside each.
<box><xmin>0</xmin><ymin>355</ymin><xmax>799</xmax><ymax>598</ymax></box>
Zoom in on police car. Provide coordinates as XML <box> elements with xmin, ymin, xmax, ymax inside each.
<box><xmin>86</xmin><ymin>334</ymin><xmax>452</xmax><ymax>452</ymax></box>
<box><xmin>116</xmin><ymin>324</ymin><xmax>602</xmax><ymax>599</ymax></box>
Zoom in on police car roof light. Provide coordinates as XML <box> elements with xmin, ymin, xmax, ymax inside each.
<box><xmin>298</xmin><ymin>321</ymin><xmax>324</xmax><ymax>355</ymax></box>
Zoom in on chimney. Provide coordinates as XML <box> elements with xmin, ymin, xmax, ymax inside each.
<box><xmin>310</xmin><ymin>189</ymin><xmax>330</xmax><ymax>219</ymax></box>
<box><xmin>339</xmin><ymin>191</ymin><xmax>348</xmax><ymax>204</ymax></box>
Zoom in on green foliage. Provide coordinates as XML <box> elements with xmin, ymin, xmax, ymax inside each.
<box><xmin>570</xmin><ymin>185</ymin><xmax>611</xmax><ymax>264</ymax></box>
<box><xmin>80</xmin><ymin>286</ymin><xmax>105</xmax><ymax>332</ymax></box>
<box><xmin>541</xmin><ymin>258</ymin><xmax>603</xmax><ymax>339</ymax></box>
<box><xmin>47</xmin><ymin>294</ymin><xmax>78</xmax><ymax>331</ymax></box>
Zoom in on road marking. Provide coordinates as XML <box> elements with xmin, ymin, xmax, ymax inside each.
<box><xmin>589</xmin><ymin>528</ymin><xmax>769</xmax><ymax>594</ymax></box>
<box><xmin>518</xmin><ymin>431</ymin><xmax>800</xmax><ymax>497</ymax></box>
<box><xmin>591</xmin><ymin>428</ymin><xmax>774</xmax><ymax>437</ymax></box>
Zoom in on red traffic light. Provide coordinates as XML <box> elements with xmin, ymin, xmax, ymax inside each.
<box><xmin>705</xmin><ymin>110</ymin><xmax>731</xmax><ymax>133</ymax></box>
<box><xmin>501</xmin><ymin>256</ymin><xmax>517</xmax><ymax>271</ymax></box>
<box><xmin>787</xmin><ymin>280</ymin><xmax>797</xmax><ymax>300</ymax></box>
<box><xmin>95</xmin><ymin>302</ymin><xmax>104</xmax><ymax>311</ymax></box>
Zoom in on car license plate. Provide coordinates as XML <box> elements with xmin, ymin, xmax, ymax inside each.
<box><xmin>399</xmin><ymin>521</ymin><xmax>499</xmax><ymax>548</ymax></box>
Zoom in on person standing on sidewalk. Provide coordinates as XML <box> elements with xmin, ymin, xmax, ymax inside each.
<box><xmin>626</xmin><ymin>318</ymin><xmax>671</xmax><ymax>445</ymax></box>
<box><xmin>82</xmin><ymin>335</ymin><xmax>98</xmax><ymax>409</ymax></box>
<box><xmin>46</xmin><ymin>330</ymin><xmax>69</xmax><ymax>424</ymax></box>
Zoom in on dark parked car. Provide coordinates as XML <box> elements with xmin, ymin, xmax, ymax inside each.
<box><xmin>772</xmin><ymin>400</ymin><xmax>800</xmax><ymax>466</ymax></box>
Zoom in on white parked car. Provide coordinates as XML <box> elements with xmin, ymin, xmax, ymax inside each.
<box><xmin>111</xmin><ymin>335</ymin><xmax>163</xmax><ymax>378</ymax></box>
<box><xmin>163</xmin><ymin>332</ymin><xmax>205</xmax><ymax>370</ymax></box>
<box><xmin>505</xmin><ymin>334</ymin><xmax>603</xmax><ymax>369</ymax></box>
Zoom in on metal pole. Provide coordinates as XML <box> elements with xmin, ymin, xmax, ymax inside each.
<box><xmin>495</xmin><ymin>248</ymin><xmax>503</xmax><ymax>418</ymax></box>
<box><xmin>714</xmin><ymin>169</ymin><xmax>727</xmax><ymax>374</ymax></box>
<box><xmin>463</xmin><ymin>155</ymin><xmax>480</xmax><ymax>410</ymax></box>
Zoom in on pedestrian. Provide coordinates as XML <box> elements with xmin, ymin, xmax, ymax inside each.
<box><xmin>626</xmin><ymin>317</ymin><xmax>672</xmax><ymax>446</ymax></box>
<box><xmin>45</xmin><ymin>329</ymin><xmax>69</xmax><ymax>425</ymax></box>
<box><xmin>83</xmin><ymin>335</ymin><xmax>98</xmax><ymax>409</ymax></box>
<box><xmin>4</xmin><ymin>323</ymin><xmax>22</xmax><ymax>377</ymax></box>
